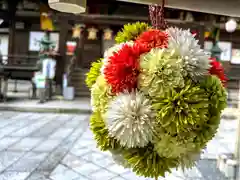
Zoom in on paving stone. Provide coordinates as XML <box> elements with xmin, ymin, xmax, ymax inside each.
<box><xmin>50</xmin><ymin>164</ymin><xmax>82</xmax><ymax>180</ymax></box>
<box><xmin>64</xmin><ymin>118</ymin><xmax>84</xmax><ymax>128</ymax></box>
<box><xmin>66</xmin><ymin>127</ymin><xmax>85</xmax><ymax>142</ymax></box>
<box><xmin>80</xmin><ymin>129</ymin><xmax>94</xmax><ymax>140</ymax></box>
<box><xmin>196</xmin><ymin>159</ymin><xmax>227</xmax><ymax>180</ymax></box>
<box><xmin>11</xmin><ymin>120</ymin><xmax>50</xmax><ymax>137</ymax></box>
<box><xmin>70</xmin><ymin>146</ymin><xmax>91</xmax><ymax>157</ymax></box>
<box><xmin>94</xmin><ymin>156</ymin><xmax>115</xmax><ymax>168</ymax></box>
<box><xmin>106</xmin><ymin>164</ymin><xmax>129</xmax><ymax>174</ymax></box>
<box><xmin>35</xmin><ymin>127</ymin><xmax>83</xmax><ymax>174</ymax></box>
<box><xmin>0</xmin><ymin>112</ymin><xmax>235</xmax><ymax>180</ymax></box>
<box><xmin>62</xmin><ymin>154</ymin><xmax>100</xmax><ymax>176</ymax></box>
<box><xmin>29</xmin><ymin>121</ymin><xmax>61</xmax><ymax>137</ymax></box>
<box><xmin>8</xmin><ymin>138</ymin><xmax>43</xmax><ymax>151</ymax></box>
<box><xmin>81</xmin><ymin>151</ymin><xmax>106</xmax><ymax>162</ymax></box>
<box><xmin>89</xmin><ymin>169</ymin><xmax>117</xmax><ymax>180</ymax></box>
<box><xmin>33</xmin><ymin>139</ymin><xmax>62</xmax><ymax>152</ymax></box>
<box><xmin>73</xmin><ymin>176</ymin><xmax>90</xmax><ymax>180</ymax></box>
<box><xmin>0</xmin><ymin>127</ymin><xmax>20</xmax><ymax>139</ymax></box>
<box><xmin>0</xmin><ymin>151</ymin><xmax>25</xmax><ymax>172</ymax></box>
<box><xmin>0</xmin><ymin>137</ymin><xmax>21</xmax><ymax>151</ymax></box>
<box><xmin>111</xmin><ymin>177</ymin><xmax>127</xmax><ymax>180</ymax></box>
<box><xmin>0</xmin><ymin>171</ymin><xmax>30</xmax><ymax>180</ymax></box>
<box><xmin>50</xmin><ymin>128</ymin><xmax>74</xmax><ymax>139</ymax></box>
<box><xmin>7</xmin><ymin>152</ymin><xmax>48</xmax><ymax>171</ymax></box>
<box><xmin>0</xmin><ymin>120</ymin><xmax>16</xmax><ymax>129</ymax></box>
<box><xmin>25</xmin><ymin>172</ymin><xmax>51</xmax><ymax>180</ymax></box>
<box><xmin>183</xmin><ymin>167</ymin><xmax>203</xmax><ymax>178</ymax></box>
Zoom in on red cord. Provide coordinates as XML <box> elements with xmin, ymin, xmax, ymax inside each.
<box><xmin>149</xmin><ymin>0</ymin><xmax>168</xmax><ymax>30</ymax></box>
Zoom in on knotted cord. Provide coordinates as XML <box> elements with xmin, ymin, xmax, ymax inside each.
<box><xmin>149</xmin><ymin>0</ymin><xmax>168</xmax><ymax>30</ymax></box>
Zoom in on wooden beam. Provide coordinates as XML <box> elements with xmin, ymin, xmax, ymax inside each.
<box><xmin>14</xmin><ymin>10</ymin><xmax>227</xmax><ymax>29</ymax></box>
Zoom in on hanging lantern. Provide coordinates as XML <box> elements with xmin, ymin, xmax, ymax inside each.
<box><xmin>66</xmin><ymin>41</ymin><xmax>77</xmax><ymax>55</ymax></box>
<box><xmin>72</xmin><ymin>24</ymin><xmax>83</xmax><ymax>39</ymax></box>
<box><xmin>103</xmin><ymin>28</ymin><xmax>113</xmax><ymax>40</ymax></box>
<box><xmin>225</xmin><ymin>19</ymin><xmax>237</xmax><ymax>33</ymax></box>
<box><xmin>185</xmin><ymin>12</ymin><xmax>194</xmax><ymax>22</ymax></box>
<box><xmin>204</xmin><ymin>31</ymin><xmax>211</xmax><ymax>39</ymax></box>
<box><xmin>48</xmin><ymin>0</ymin><xmax>86</xmax><ymax>14</ymax></box>
<box><xmin>87</xmin><ymin>27</ymin><xmax>98</xmax><ymax>40</ymax></box>
<box><xmin>40</xmin><ymin>5</ymin><xmax>54</xmax><ymax>31</ymax></box>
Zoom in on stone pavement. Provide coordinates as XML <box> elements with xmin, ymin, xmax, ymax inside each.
<box><xmin>0</xmin><ymin>111</ymin><xmax>237</xmax><ymax>180</ymax></box>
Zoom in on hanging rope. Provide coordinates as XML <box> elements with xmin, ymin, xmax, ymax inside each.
<box><xmin>149</xmin><ymin>0</ymin><xmax>168</xmax><ymax>30</ymax></box>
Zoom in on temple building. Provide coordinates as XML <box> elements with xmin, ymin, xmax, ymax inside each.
<box><xmin>0</xmin><ymin>0</ymin><xmax>239</xmax><ymax>106</ymax></box>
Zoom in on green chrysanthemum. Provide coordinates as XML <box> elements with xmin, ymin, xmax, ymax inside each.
<box><xmin>154</xmin><ymin>134</ymin><xmax>197</xmax><ymax>158</ymax></box>
<box><xmin>90</xmin><ymin>111</ymin><xmax>120</xmax><ymax>151</ymax></box>
<box><xmin>86</xmin><ymin>58</ymin><xmax>103</xmax><ymax>88</ymax></box>
<box><xmin>138</xmin><ymin>48</ymin><xmax>185</xmax><ymax>97</ymax></box>
<box><xmin>115</xmin><ymin>22</ymin><xmax>149</xmax><ymax>44</ymax></box>
<box><xmin>201</xmin><ymin>75</ymin><xmax>227</xmax><ymax>112</ymax></box>
<box><xmin>123</xmin><ymin>144</ymin><xmax>180</xmax><ymax>178</ymax></box>
<box><xmin>91</xmin><ymin>75</ymin><xmax>113</xmax><ymax>114</ymax></box>
<box><xmin>179</xmin><ymin>152</ymin><xmax>201</xmax><ymax>170</ymax></box>
<box><xmin>152</xmin><ymin>79</ymin><xmax>209</xmax><ymax>135</ymax></box>
<box><xmin>193</xmin><ymin>75</ymin><xmax>227</xmax><ymax>145</ymax></box>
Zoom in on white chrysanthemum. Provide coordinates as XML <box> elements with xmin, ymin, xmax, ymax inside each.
<box><xmin>100</xmin><ymin>41</ymin><xmax>134</xmax><ymax>75</ymax></box>
<box><xmin>106</xmin><ymin>91</ymin><xmax>156</xmax><ymax>148</ymax></box>
<box><xmin>166</xmin><ymin>27</ymin><xmax>210</xmax><ymax>79</ymax></box>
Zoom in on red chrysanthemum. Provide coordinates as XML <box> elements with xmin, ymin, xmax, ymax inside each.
<box><xmin>135</xmin><ymin>29</ymin><xmax>168</xmax><ymax>50</ymax></box>
<box><xmin>104</xmin><ymin>43</ymin><xmax>149</xmax><ymax>93</ymax></box>
<box><xmin>209</xmin><ymin>57</ymin><xmax>227</xmax><ymax>86</ymax></box>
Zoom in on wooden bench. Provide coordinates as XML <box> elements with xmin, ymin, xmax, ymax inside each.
<box><xmin>0</xmin><ymin>65</ymin><xmax>38</xmax><ymax>101</ymax></box>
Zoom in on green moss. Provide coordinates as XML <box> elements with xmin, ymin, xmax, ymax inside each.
<box><xmin>115</xmin><ymin>22</ymin><xmax>149</xmax><ymax>43</ymax></box>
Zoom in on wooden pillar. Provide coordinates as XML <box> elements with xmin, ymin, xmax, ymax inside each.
<box><xmin>199</xmin><ymin>25</ymin><xmax>205</xmax><ymax>49</ymax></box>
<box><xmin>8</xmin><ymin>19</ymin><xmax>16</xmax><ymax>64</ymax></box>
<box><xmin>56</xmin><ymin>17</ymin><xmax>68</xmax><ymax>94</ymax></box>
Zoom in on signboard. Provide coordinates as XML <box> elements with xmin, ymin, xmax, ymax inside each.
<box><xmin>218</xmin><ymin>42</ymin><xmax>232</xmax><ymax>61</ymax></box>
<box><xmin>204</xmin><ymin>41</ymin><xmax>232</xmax><ymax>61</ymax></box>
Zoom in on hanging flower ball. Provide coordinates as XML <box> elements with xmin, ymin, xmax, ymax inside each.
<box><xmin>86</xmin><ymin>22</ymin><xmax>227</xmax><ymax>179</ymax></box>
